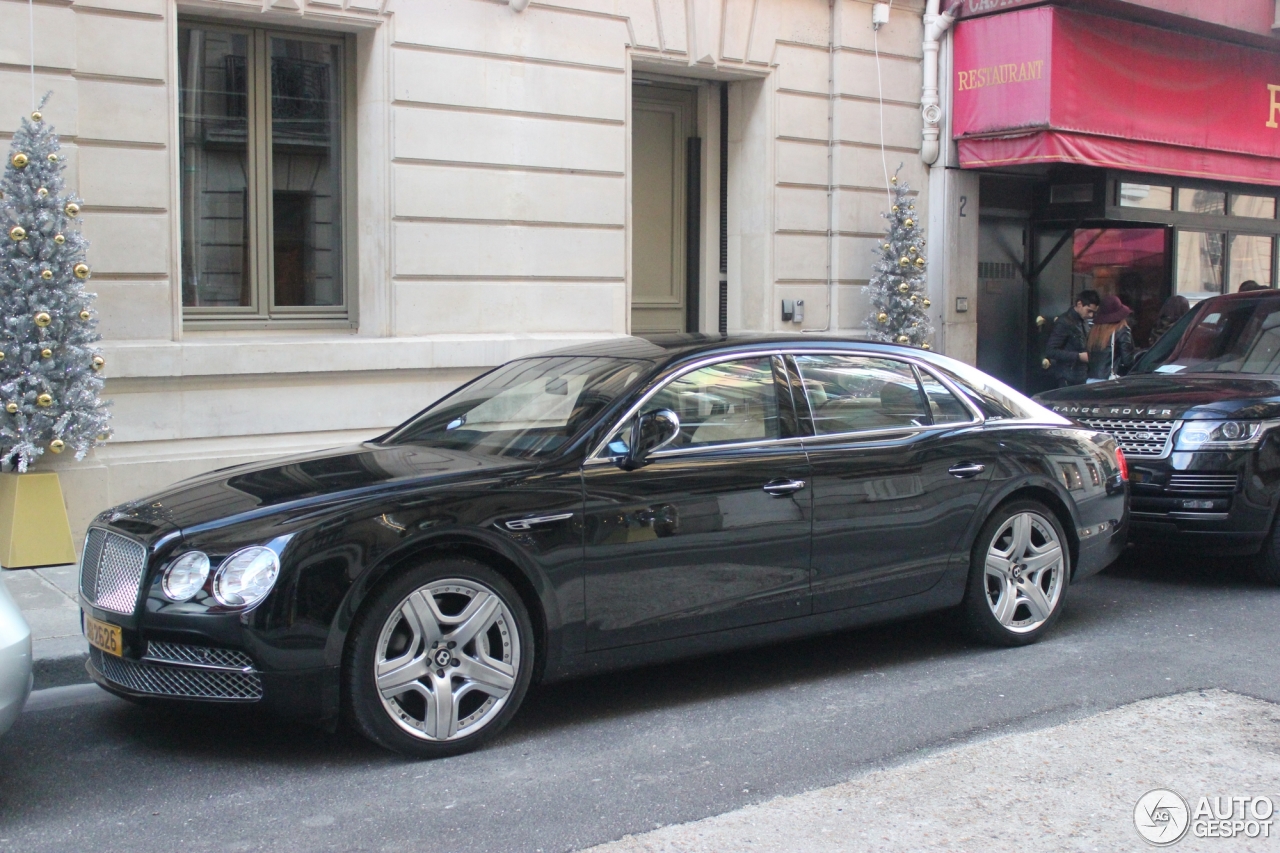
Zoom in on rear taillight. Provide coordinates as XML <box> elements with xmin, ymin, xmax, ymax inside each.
<box><xmin>1115</xmin><ymin>447</ymin><xmax>1129</xmax><ymax>482</ymax></box>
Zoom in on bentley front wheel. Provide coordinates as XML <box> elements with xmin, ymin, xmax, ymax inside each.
<box><xmin>346</xmin><ymin>559</ymin><xmax>534</xmax><ymax>758</ymax></box>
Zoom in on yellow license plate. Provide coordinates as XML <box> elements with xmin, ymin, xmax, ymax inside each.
<box><xmin>84</xmin><ymin>614</ymin><xmax>122</xmax><ymax>657</ymax></box>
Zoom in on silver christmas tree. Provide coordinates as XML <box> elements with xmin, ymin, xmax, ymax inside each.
<box><xmin>0</xmin><ymin>100</ymin><xmax>110</xmax><ymax>472</ymax></box>
<box><xmin>865</xmin><ymin>169</ymin><xmax>933</xmax><ymax>349</ymax></box>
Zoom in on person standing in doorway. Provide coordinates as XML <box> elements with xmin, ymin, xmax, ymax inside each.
<box><xmin>1045</xmin><ymin>290</ymin><xmax>1100</xmax><ymax>387</ymax></box>
<box><xmin>1086</xmin><ymin>295</ymin><xmax>1135</xmax><ymax>383</ymax></box>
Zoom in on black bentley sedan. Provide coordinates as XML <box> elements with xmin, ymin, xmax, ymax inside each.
<box><xmin>1038</xmin><ymin>289</ymin><xmax>1280</xmax><ymax>585</ymax></box>
<box><xmin>80</xmin><ymin>337</ymin><xmax>1127</xmax><ymax>757</ymax></box>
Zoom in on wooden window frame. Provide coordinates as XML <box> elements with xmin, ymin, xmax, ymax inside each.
<box><xmin>179</xmin><ymin>19</ymin><xmax>358</xmax><ymax>329</ymax></box>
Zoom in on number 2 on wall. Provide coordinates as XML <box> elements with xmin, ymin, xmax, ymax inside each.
<box><xmin>959</xmin><ymin>195</ymin><xmax>968</xmax><ymax>218</ymax></box>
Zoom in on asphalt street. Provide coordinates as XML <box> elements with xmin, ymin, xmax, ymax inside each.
<box><xmin>1</xmin><ymin>550</ymin><xmax>1278</xmax><ymax>853</ymax></box>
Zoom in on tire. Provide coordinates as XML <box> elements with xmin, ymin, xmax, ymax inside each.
<box><xmin>344</xmin><ymin>558</ymin><xmax>535</xmax><ymax>758</ymax></box>
<box><xmin>1254</xmin><ymin>517</ymin><xmax>1280</xmax><ymax>586</ymax></box>
<box><xmin>959</xmin><ymin>500</ymin><xmax>1070</xmax><ymax>647</ymax></box>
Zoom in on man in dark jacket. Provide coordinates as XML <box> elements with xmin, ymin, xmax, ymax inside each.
<box><xmin>1045</xmin><ymin>290</ymin><xmax>1100</xmax><ymax>387</ymax></box>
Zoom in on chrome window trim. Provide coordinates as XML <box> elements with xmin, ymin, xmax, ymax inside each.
<box><xmin>584</xmin><ymin>347</ymin><xmax>987</xmax><ymax>464</ymax></box>
<box><xmin>789</xmin><ymin>351</ymin><xmax>984</xmax><ymax>443</ymax></box>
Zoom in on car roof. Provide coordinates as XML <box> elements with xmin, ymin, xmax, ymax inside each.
<box><xmin>531</xmin><ymin>334</ymin><xmax>934</xmax><ymax>365</ymax></box>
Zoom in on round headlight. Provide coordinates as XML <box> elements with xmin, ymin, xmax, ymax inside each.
<box><xmin>162</xmin><ymin>551</ymin><xmax>210</xmax><ymax>601</ymax></box>
<box><xmin>1221</xmin><ymin>421</ymin><xmax>1244</xmax><ymax>440</ymax></box>
<box><xmin>213</xmin><ymin>546</ymin><xmax>281</xmax><ymax>608</ymax></box>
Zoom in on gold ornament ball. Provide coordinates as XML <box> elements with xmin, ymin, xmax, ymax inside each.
<box><xmin>899</xmin><ymin>257</ymin><xmax>911</xmax><ymax>267</ymax></box>
<box><xmin>914</xmin><ymin>257</ymin><xmax>926</xmax><ymax>268</ymax></box>
<box><xmin>922</xmin><ymin>343</ymin><xmax>932</xmax><ymax>351</ymax></box>
<box><xmin>36</xmin><ymin>393</ymin><xmax>52</xmax><ymax>407</ymax></box>
<box><xmin>36</xmin><ymin>187</ymin><xmax>47</xmax><ymax>198</ymax></box>
<box><xmin>74</xmin><ymin>263</ymin><xmax>90</xmax><ymax>279</ymax></box>
<box><xmin>8</xmin><ymin>226</ymin><xmax>25</xmax><ymax>242</ymax></box>
<box><xmin>922</xmin><ymin>298</ymin><xmax>931</xmax><ymax>308</ymax></box>
<box><xmin>891</xmin><ymin>175</ymin><xmax>898</xmax><ymax>185</ymax></box>
<box><xmin>34</xmin><ymin>311</ymin><xmax>51</xmax><ymax>327</ymax></box>
<box><xmin>49</xmin><ymin>439</ymin><xmax>64</xmax><ymax>454</ymax></box>
<box><xmin>40</xmin><ymin>269</ymin><xmax>52</xmax><ymax>280</ymax></box>
<box><xmin>40</xmin><ymin>348</ymin><xmax>52</xmax><ymax>359</ymax></box>
<box><xmin>4</xmin><ymin>402</ymin><xmax>15</xmax><ymax>414</ymax></box>
<box><xmin>1041</xmin><ymin>358</ymin><xmax>1052</xmax><ymax>370</ymax></box>
<box><xmin>30</xmin><ymin>111</ymin><xmax>41</xmax><ymax>122</ymax></box>
<box><xmin>97</xmin><ymin>432</ymin><xmax>109</xmax><ymax>442</ymax></box>
<box><xmin>892</xmin><ymin>205</ymin><xmax>899</xmax><ymax>213</ymax></box>
<box><xmin>64</xmin><ymin>203</ymin><xmax>80</xmax><ymax>218</ymax></box>
<box><xmin>47</xmin><ymin>153</ymin><xmax>57</xmax><ymax>163</ymax></box>
<box><xmin>53</xmin><ymin>233</ymin><xmax>65</xmax><ymax>245</ymax></box>
<box><xmin>877</xmin><ymin>312</ymin><xmax>888</xmax><ymax>324</ymax></box>
<box><xmin>908</xmin><ymin>246</ymin><xmax>918</xmax><ymax>255</ymax></box>
<box><xmin>0</xmin><ymin>351</ymin><xmax>4</xmax><ymax>361</ymax></box>
<box><xmin>10</xmin><ymin>153</ymin><xmax>27</xmax><ymax>168</ymax></box>
<box><xmin>909</xmin><ymin>295</ymin><xmax>918</xmax><ymax>303</ymax></box>
<box><xmin>904</xmin><ymin>218</ymin><xmax>915</xmax><ymax>228</ymax></box>
<box><xmin>79</xmin><ymin>309</ymin><xmax>90</xmax><ymax>321</ymax></box>
<box><xmin>896</xmin><ymin>335</ymin><xmax>910</xmax><ymax>344</ymax></box>
<box><xmin>898</xmin><ymin>282</ymin><xmax>910</xmax><ymax>293</ymax></box>
<box><xmin>92</xmin><ymin>355</ymin><xmax>105</xmax><ymax>371</ymax></box>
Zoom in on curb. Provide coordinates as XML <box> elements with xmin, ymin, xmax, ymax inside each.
<box><xmin>33</xmin><ymin>653</ymin><xmax>89</xmax><ymax>691</ymax></box>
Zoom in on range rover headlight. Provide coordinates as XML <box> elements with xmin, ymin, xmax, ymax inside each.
<box><xmin>1174</xmin><ymin>420</ymin><xmax>1270</xmax><ymax>451</ymax></box>
<box><xmin>212</xmin><ymin>546</ymin><xmax>281</xmax><ymax>608</ymax></box>
<box><xmin>161</xmin><ymin>551</ymin><xmax>210</xmax><ymax>601</ymax></box>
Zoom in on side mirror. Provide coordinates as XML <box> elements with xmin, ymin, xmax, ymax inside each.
<box><xmin>621</xmin><ymin>408</ymin><xmax>680</xmax><ymax>470</ymax></box>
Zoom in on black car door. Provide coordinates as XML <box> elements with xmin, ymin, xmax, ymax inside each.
<box><xmin>790</xmin><ymin>353</ymin><xmax>997</xmax><ymax>612</ymax></box>
<box><xmin>581</xmin><ymin>354</ymin><xmax>812</xmax><ymax>651</ymax></box>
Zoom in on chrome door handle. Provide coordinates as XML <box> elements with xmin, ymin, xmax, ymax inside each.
<box><xmin>948</xmin><ymin>462</ymin><xmax>986</xmax><ymax>479</ymax></box>
<box><xmin>762</xmin><ymin>479</ymin><xmax>807</xmax><ymax>496</ymax></box>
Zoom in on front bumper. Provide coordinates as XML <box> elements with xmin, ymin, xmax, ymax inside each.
<box><xmin>81</xmin><ymin>606</ymin><xmax>336</xmax><ymax>719</ymax></box>
<box><xmin>1126</xmin><ymin>450</ymin><xmax>1278</xmax><ymax>555</ymax></box>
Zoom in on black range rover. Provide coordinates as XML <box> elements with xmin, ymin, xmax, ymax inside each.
<box><xmin>1038</xmin><ymin>289</ymin><xmax>1280</xmax><ymax>583</ymax></box>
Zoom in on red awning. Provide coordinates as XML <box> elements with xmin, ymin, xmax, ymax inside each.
<box><xmin>953</xmin><ymin>6</ymin><xmax>1280</xmax><ymax>186</ymax></box>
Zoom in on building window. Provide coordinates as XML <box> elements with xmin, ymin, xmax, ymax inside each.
<box><xmin>178</xmin><ymin>23</ymin><xmax>350</xmax><ymax>323</ymax></box>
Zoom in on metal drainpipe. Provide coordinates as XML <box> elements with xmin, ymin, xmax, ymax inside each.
<box><xmin>921</xmin><ymin>0</ymin><xmax>957</xmax><ymax>166</ymax></box>
<box><xmin>807</xmin><ymin>0</ymin><xmax>838</xmax><ymax>333</ymax></box>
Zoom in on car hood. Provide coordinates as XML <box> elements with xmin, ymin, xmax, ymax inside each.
<box><xmin>1036</xmin><ymin>373</ymin><xmax>1280</xmax><ymax>421</ymax></box>
<box><xmin>95</xmin><ymin>443</ymin><xmax>536</xmax><ymax>540</ymax></box>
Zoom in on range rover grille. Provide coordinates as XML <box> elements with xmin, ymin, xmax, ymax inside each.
<box><xmin>79</xmin><ymin>528</ymin><xmax>147</xmax><ymax>615</ymax></box>
<box><xmin>1076</xmin><ymin>417</ymin><xmax>1174</xmax><ymax>458</ymax></box>
<box><xmin>1167</xmin><ymin>473</ymin><xmax>1240</xmax><ymax>494</ymax></box>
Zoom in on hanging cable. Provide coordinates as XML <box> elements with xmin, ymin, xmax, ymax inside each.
<box><xmin>874</xmin><ymin>24</ymin><xmax>891</xmax><ymax>207</ymax></box>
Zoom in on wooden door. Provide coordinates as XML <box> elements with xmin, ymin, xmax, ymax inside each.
<box><xmin>632</xmin><ymin>84</ymin><xmax>697</xmax><ymax>335</ymax></box>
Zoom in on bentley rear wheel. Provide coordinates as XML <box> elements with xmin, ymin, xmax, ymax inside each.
<box><xmin>345</xmin><ymin>559</ymin><xmax>534</xmax><ymax>758</ymax></box>
<box><xmin>960</xmin><ymin>500</ymin><xmax>1069</xmax><ymax>646</ymax></box>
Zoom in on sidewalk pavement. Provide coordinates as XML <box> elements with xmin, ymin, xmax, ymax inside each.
<box><xmin>1</xmin><ymin>564</ymin><xmax>86</xmax><ymax>689</ymax></box>
<box><xmin>584</xmin><ymin>690</ymin><xmax>1280</xmax><ymax>853</ymax></box>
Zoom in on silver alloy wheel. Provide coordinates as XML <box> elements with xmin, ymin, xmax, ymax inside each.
<box><xmin>983</xmin><ymin>511</ymin><xmax>1065</xmax><ymax>634</ymax></box>
<box><xmin>374</xmin><ymin>578</ymin><xmax>520</xmax><ymax>742</ymax></box>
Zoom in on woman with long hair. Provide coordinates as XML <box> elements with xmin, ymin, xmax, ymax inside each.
<box><xmin>1147</xmin><ymin>294</ymin><xmax>1190</xmax><ymax>348</ymax></box>
<box><xmin>1086</xmin><ymin>295</ymin><xmax>1135</xmax><ymax>383</ymax></box>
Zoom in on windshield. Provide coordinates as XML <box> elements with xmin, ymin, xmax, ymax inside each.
<box><xmin>1133</xmin><ymin>296</ymin><xmax>1280</xmax><ymax>376</ymax></box>
<box><xmin>383</xmin><ymin>356</ymin><xmax>651</xmax><ymax>458</ymax></box>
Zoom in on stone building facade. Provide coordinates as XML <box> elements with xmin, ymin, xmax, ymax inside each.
<box><xmin>11</xmin><ymin>0</ymin><xmax>936</xmax><ymax>540</ymax></box>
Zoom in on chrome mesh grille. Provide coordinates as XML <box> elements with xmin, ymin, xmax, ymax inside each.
<box><xmin>1167</xmin><ymin>473</ymin><xmax>1240</xmax><ymax>494</ymax></box>
<box><xmin>79</xmin><ymin>528</ymin><xmax>147</xmax><ymax>615</ymax></box>
<box><xmin>144</xmin><ymin>641</ymin><xmax>254</xmax><ymax>671</ymax></box>
<box><xmin>91</xmin><ymin>648</ymin><xmax>262</xmax><ymax>701</ymax></box>
<box><xmin>1077</xmin><ymin>418</ymin><xmax>1174</xmax><ymax>457</ymax></box>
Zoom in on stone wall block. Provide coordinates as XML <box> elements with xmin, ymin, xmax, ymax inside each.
<box><xmin>0</xmin><ymin>4</ymin><xmax>75</xmax><ymax>70</ymax></box>
<box><xmin>393</xmin><ymin>281</ymin><xmax>622</xmax><ymax>334</ymax></box>
<box><xmin>90</xmin><ymin>281</ymin><xmax>173</xmax><ymax>341</ymax></box>
<box><xmin>77</xmin><ymin>80</ymin><xmax>167</xmax><ymax>143</ymax></box>
<box><xmin>394</xmin><ymin>106</ymin><xmax>626</xmax><ymax>173</ymax></box>
<box><xmin>393</xmin><ymin>221</ymin><xmax>626</xmax><ymax>279</ymax></box>
<box><xmin>78</xmin><ymin>146</ymin><xmax>168</xmax><ymax>209</ymax></box>
<box><xmin>393</xmin><ymin>163</ymin><xmax>624</xmax><ymax>226</ymax></box>
<box><xmin>80</xmin><ymin>213</ymin><xmax>169</xmax><ymax>275</ymax></box>
<box><xmin>76</xmin><ymin>13</ymin><xmax>167</xmax><ymax>81</ymax></box>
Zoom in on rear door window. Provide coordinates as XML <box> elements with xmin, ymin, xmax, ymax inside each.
<box><xmin>793</xmin><ymin>355</ymin><xmax>930</xmax><ymax>436</ymax></box>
